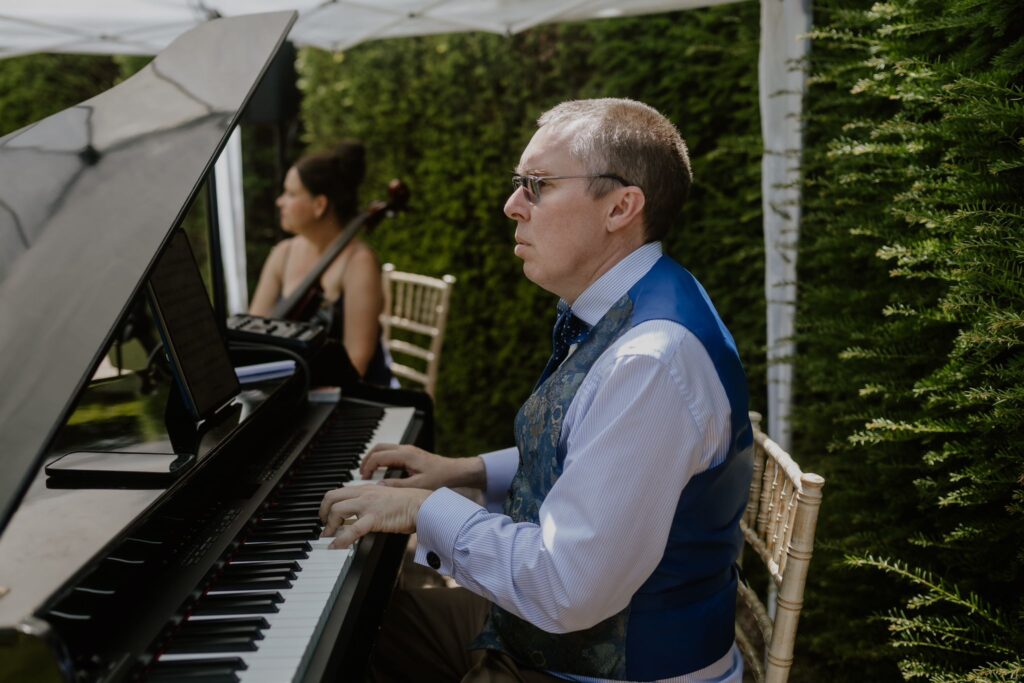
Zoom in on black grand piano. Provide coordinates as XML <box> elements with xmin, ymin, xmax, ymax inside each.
<box><xmin>0</xmin><ymin>13</ymin><xmax>422</xmax><ymax>683</ymax></box>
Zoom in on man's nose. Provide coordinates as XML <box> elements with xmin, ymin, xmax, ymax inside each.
<box><xmin>504</xmin><ymin>188</ymin><xmax>529</xmax><ymax>222</ymax></box>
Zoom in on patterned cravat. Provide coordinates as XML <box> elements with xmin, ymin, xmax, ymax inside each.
<box><xmin>536</xmin><ymin>305</ymin><xmax>591</xmax><ymax>387</ymax></box>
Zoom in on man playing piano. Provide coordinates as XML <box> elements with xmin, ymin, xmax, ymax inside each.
<box><xmin>319</xmin><ymin>98</ymin><xmax>753</xmax><ymax>683</ymax></box>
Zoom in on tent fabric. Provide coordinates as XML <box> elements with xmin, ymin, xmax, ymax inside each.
<box><xmin>0</xmin><ymin>1</ymin><xmax>739</xmax><ymax>59</ymax></box>
<box><xmin>0</xmin><ymin>0</ymin><xmax>808</xmax><ymax>443</ymax></box>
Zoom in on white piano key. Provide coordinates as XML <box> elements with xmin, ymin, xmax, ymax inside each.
<box><xmin>238</xmin><ymin>671</ymin><xmax>300</xmax><ymax>683</ymax></box>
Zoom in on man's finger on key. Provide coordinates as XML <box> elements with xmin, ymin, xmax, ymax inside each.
<box><xmin>329</xmin><ymin>513</ymin><xmax>376</xmax><ymax>549</ymax></box>
<box><xmin>319</xmin><ymin>486</ymin><xmax>359</xmax><ymax>523</ymax></box>
<box><xmin>319</xmin><ymin>487</ymin><xmax>343</xmax><ymax>522</ymax></box>
<box><xmin>322</xmin><ymin>498</ymin><xmax>361</xmax><ymax>537</ymax></box>
<box><xmin>361</xmin><ymin>450</ymin><xmax>411</xmax><ymax>479</ymax></box>
<box><xmin>376</xmin><ymin>473</ymin><xmax>418</xmax><ymax>488</ymax></box>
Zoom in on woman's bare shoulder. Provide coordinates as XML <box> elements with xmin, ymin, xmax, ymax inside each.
<box><xmin>346</xmin><ymin>239</ymin><xmax>382</xmax><ymax>269</ymax></box>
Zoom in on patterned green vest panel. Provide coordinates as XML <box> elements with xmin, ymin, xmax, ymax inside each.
<box><xmin>472</xmin><ymin>295</ymin><xmax>634</xmax><ymax>676</ymax></box>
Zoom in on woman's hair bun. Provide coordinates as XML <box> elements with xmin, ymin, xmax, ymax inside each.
<box><xmin>293</xmin><ymin>140</ymin><xmax>366</xmax><ymax>222</ymax></box>
<box><xmin>334</xmin><ymin>140</ymin><xmax>366</xmax><ymax>186</ymax></box>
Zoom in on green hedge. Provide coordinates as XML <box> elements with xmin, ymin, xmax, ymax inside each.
<box><xmin>795</xmin><ymin>0</ymin><xmax>1024</xmax><ymax>680</ymax></box>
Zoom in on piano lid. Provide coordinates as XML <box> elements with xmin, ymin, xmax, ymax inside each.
<box><xmin>0</xmin><ymin>11</ymin><xmax>296</xmax><ymax>536</ymax></box>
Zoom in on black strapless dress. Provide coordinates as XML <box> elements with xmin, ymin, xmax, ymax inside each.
<box><xmin>304</xmin><ymin>295</ymin><xmax>392</xmax><ymax>387</ymax></box>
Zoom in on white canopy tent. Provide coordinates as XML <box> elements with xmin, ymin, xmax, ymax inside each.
<box><xmin>0</xmin><ymin>0</ymin><xmax>809</xmax><ymax>452</ymax></box>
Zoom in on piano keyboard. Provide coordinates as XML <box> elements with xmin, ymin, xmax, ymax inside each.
<box><xmin>146</xmin><ymin>403</ymin><xmax>415</xmax><ymax>683</ymax></box>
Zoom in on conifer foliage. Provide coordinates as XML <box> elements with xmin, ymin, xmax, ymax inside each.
<box><xmin>797</xmin><ymin>0</ymin><xmax>1024</xmax><ymax>679</ymax></box>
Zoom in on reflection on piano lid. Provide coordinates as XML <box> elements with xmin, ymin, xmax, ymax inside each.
<box><xmin>0</xmin><ymin>11</ymin><xmax>296</xmax><ymax>536</ymax></box>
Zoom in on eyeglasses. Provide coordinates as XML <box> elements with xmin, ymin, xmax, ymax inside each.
<box><xmin>511</xmin><ymin>173</ymin><xmax>634</xmax><ymax>205</ymax></box>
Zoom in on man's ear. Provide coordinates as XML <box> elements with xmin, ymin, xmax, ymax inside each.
<box><xmin>606</xmin><ymin>187</ymin><xmax>646</xmax><ymax>234</ymax></box>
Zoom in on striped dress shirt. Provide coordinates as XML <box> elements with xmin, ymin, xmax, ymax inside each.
<box><xmin>415</xmin><ymin>242</ymin><xmax>743</xmax><ymax>682</ymax></box>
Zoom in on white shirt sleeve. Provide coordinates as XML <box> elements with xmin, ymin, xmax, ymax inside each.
<box><xmin>415</xmin><ymin>325</ymin><xmax>730</xmax><ymax>634</ymax></box>
<box><xmin>479</xmin><ymin>447</ymin><xmax>519</xmax><ymax>509</ymax></box>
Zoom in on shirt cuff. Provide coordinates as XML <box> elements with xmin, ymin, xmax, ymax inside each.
<box><xmin>480</xmin><ymin>447</ymin><xmax>518</xmax><ymax>509</ymax></box>
<box><xmin>415</xmin><ymin>487</ymin><xmax>484</xmax><ymax>576</ymax></box>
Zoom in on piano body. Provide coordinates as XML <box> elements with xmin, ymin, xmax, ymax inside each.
<box><xmin>0</xmin><ymin>13</ymin><xmax>421</xmax><ymax>682</ymax></box>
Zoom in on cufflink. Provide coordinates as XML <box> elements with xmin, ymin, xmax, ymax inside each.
<box><xmin>426</xmin><ymin>551</ymin><xmax>441</xmax><ymax>570</ymax></box>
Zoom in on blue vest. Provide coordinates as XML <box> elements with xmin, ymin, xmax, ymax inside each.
<box><xmin>473</xmin><ymin>255</ymin><xmax>753</xmax><ymax>680</ymax></box>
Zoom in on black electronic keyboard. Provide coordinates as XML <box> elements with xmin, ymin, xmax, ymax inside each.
<box><xmin>0</xmin><ymin>14</ymin><xmax>425</xmax><ymax>683</ymax></box>
<box><xmin>227</xmin><ymin>314</ymin><xmax>327</xmax><ymax>353</ymax></box>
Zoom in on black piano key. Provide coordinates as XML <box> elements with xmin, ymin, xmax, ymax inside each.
<box><xmin>256</xmin><ymin>513</ymin><xmax>320</xmax><ymax>524</ymax></box>
<box><xmin>222</xmin><ymin>561</ymin><xmax>301</xmax><ymax>575</ymax></box>
<box><xmin>277</xmin><ymin>487</ymin><xmax>345</xmax><ymax>498</ymax></box>
<box><xmin>150</xmin><ymin>658</ymin><xmax>246</xmax><ymax>682</ymax></box>
<box><xmin>248</xmin><ymin>519</ymin><xmax>321</xmax><ymax>531</ymax></box>
<box><xmin>294</xmin><ymin>464</ymin><xmax>353</xmax><ymax>473</ymax></box>
<box><xmin>269</xmin><ymin>492</ymin><xmax>331</xmax><ymax>502</ymax></box>
<box><xmin>245</xmin><ymin>524</ymin><xmax>317</xmax><ymax>532</ymax></box>
<box><xmin>317</xmin><ymin>433</ymin><xmax>372</xmax><ymax>443</ymax></box>
<box><xmin>306</xmin><ymin>454</ymin><xmax>361</xmax><ymax>462</ymax></box>
<box><xmin>239</xmin><ymin>540</ymin><xmax>311</xmax><ymax>551</ymax></box>
<box><xmin>232</xmin><ymin>547</ymin><xmax>309</xmax><ymax>561</ymax></box>
<box><xmin>152</xmin><ymin>656</ymin><xmax>247</xmax><ymax>671</ymax></box>
<box><xmin>282</xmin><ymin>483</ymin><xmax>344</xmax><ymax>493</ymax></box>
<box><xmin>201</xmin><ymin>591</ymin><xmax>285</xmax><ymax>603</ymax></box>
<box><xmin>178</xmin><ymin>617</ymin><xmax>269</xmax><ymax>635</ymax></box>
<box><xmin>151</xmin><ymin>673</ymin><xmax>240</xmax><ymax>683</ymax></box>
<box><xmin>271</xmin><ymin>493</ymin><xmax>328</xmax><ymax>505</ymax></box>
<box><xmin>305</xmin><ymin>455</ymin><xmax>360</xmax><ymax>464</ymax></box>
<box><xmin>213</xmin><ymin>576</ymin><xmax>292</xmax><ymax>591</ymax></box>
<box><xmin>192</xmin><ymin>597</ymin><xmax>282</xmax><ymax>615</ymax></box>
<box><xmin>274</xmin><ymin>481</ymin><xmax>333</xmax><ymax>491</ymax></box>
<box><xmin>288</xmin><ymin>474</ymin><xmax>348</xmax><ymax>484</ymax></box>
<box><xmin>315</xmin><ymin>433</ymin><xmax>370</xmax><ymax>442</ymax></box>
<box><xmin>220</xmin><ymin>564</ymin><xmax>299</xmax><ymax>578</ymax></box>
<box><xmin>164</xmin><ymin>635</ymin><xmax>260</xmax><ymax>654</ymax></box>
<box><xmin>267</xmin><ymin>499</ymin><xmax>325</xmax><ymax>509</ymax></box>
<box><xmin>266</xmin><ymin>503</ymin><xmax>322</xmax><ymax>515</ymax></box>
<box><xmin>150</xmin><ymin>665</ymin><xmax>241</xmax><ymax>682</ymax></box>
<box><xmin>245</xmin><ymin>530</ymin><xmax>317</xmax><ymax>542</ymax></box>
<box><xmin>307</xmin><ymin>453</ymin><xmax>359</xmax><ymax>462</ymax></box>
<box><xmin>274</xmin><ymin>488</ymin><xmax>328</xmax><ymax>497</ymax></box>
<box><xmin>301</xmin><ymin>461</ymin><xmax>358</xmax><ymax>470</ymax></box>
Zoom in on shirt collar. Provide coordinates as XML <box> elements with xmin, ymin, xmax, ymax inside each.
<box><xmin>563</xmin><ymin>242</ymin><xmax>663</xmax><ymax>327</ymax></box>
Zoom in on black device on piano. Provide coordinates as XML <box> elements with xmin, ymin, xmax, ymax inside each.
<box><xmin>226</xmin><ymin>314</ymin><xmax>327</xmax><ymax>353</ymax></box>
<box><xmin>0</xmin><ymin>13</ymin><xmax>424</xmax><ymax>683</ymax></box>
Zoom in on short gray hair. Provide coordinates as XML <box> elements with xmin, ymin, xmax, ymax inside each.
<box><xmin>537</xmin><ymin>98</ymin><xmax>692</xmax><ymax>242</ymax></box>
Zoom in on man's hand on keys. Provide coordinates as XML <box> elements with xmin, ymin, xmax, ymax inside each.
<box><xmin>360</xmin><ymin>444</ymin><xmax>486</xmax><ymax>491</ymax></box>
<box><xmin>319</xmin><ymin>485</ymin><xmax>431</xmax><ymax>549</ymax></box>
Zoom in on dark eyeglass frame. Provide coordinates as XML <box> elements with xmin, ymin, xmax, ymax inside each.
<box><xmin>511</xmin><ymin>173</ymin><xmax>635</xmax><ymax>205</ymax></box>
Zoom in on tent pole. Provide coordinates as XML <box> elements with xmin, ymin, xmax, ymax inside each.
<box><xmin>213</xmin><ymin>127</ymin><xmax>249</xmax><ymax>315</ymax></box>
<box><xmin>759</xmin><ymin>0</ymin><xmax>812</xmax><ymax>615</ymax></box>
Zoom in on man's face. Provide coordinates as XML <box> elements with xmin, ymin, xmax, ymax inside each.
<box><xmin>505</xmin><ymin>125</ymin><xmax>612</xmax><ymax>302</ymax></box>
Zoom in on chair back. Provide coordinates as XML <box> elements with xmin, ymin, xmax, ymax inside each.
<box><xmin>736</xmin><ymin>412</ymin><xmax>825</xmax><ymax>683</ymax></box>
<box><xmin>379</xmin><ymin>263</ymin><xmax>456</xmax><ymax>397</ymax></box>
